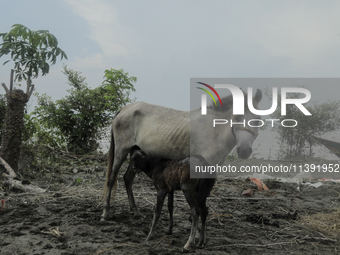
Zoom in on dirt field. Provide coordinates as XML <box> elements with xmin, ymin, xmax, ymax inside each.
<box><xmin>1</xmin><ymin>160</ymin><xmax>340</xmax><ymax>255</ymax></box>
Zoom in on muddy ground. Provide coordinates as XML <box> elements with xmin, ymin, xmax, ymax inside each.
<box><xmin>1</xmin><ymin>160</ymin><xmax>340</xmax><ymax>255</ymax></box>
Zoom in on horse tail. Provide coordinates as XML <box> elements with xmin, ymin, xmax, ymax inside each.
<box><xmin>103</xmin><ymin>111</ymin><xmax>120</xmax><ymax>202</ymax></box>
<box><xmin>102</xmin><ymin>128</ymin><xmax>116</xmax><ymax>201</ymax></box>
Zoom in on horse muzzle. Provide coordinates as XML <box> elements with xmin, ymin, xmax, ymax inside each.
<box><xmin>237</xmin><ymin>147</ymin><xmax>252</xmax><ymax>159</ymax></box>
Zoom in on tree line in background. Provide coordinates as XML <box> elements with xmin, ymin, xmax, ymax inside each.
<box><xmin>26</xmin><ymin>66</ymin><xmax>136</xmax><ymax>154</ymax></box>
<box><xmin>265</xmin><ymin>88</ymin><xmax>340</xmax><ymax>159</ymax></box>
<box><xmin>0</xmin><ymin>66</ymin><xmax>135</xmax><ymax>175</ymax></box>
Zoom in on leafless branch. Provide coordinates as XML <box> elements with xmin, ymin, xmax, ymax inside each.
<box><xmin>1</xmin><ymin>83</ymin><xmax>9</xmax><ymax>94</ymax></box>
<box><xmin>9</xmin><ymin>69</ymin><xmax>14</xmax><ymax>92</ymax></box>
<box><xmin>27</xmin><ymin>84</ymin><xmax>35</xmax><ymax>101</ymax></box>
<box><xmin>26</xmin><ymin>75</ymin><xmax>31</xmax><ymax>95</ymax></box>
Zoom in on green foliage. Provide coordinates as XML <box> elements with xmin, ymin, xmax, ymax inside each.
<box><xmin>265</xmin><ymin>87</ymin><xmax>340</xmax><ymax>158</ymax></box>
<box><xmin>24</xmin><ymin>107</ymin><xmax>67</xmax><ymax>149</ymax></box>
<box><xmin>30</xmin><ymin>66</ymin><xmax>136</xmax><ymax>154</ymax></box>
<box><xmin>76</xmin><ymin>177</ymin><xmax>82</xmax><ymax>185</ymax></box>
<box><xmin>0</xmin><ymin>24</ymin><xmax>67</xmax><ymax>81</ymax></box>
<box><xmin>102</xmin><ymin>68</ymin><xmax>137</xmax><ymax>106</ymax></box>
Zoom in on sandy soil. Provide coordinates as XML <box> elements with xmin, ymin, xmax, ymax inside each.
<box><xmin>1</xmin><ymin>161</ymin><xmax>340</xmax><ymax>255</ymax></box>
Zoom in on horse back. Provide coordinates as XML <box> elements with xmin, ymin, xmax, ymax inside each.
<box><xmin>112</xmin><ymin>101</ymin><xmax>190</xmax><ymax>159</ymax></box>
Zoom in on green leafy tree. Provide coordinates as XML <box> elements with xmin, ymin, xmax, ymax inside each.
<box><xmin>0</xmin><ymin>24</ymin><xmax>67</xmax><ymax>172</ymax></box>
<box><xmin>0</xmin><ymin>24</ymin><xmax>67</xmax><ymax>81</ymax></box>
<box><xmin>102</xmin><ymin>68</ymin><xmax>137</xmax><ymax>106</ymax></box>
<box><xmin>31</xmin><ymin>66</ymin><xmax>136</xmax><ymax>154</ymax></box>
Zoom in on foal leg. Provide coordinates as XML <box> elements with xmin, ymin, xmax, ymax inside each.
<box><xmin>182</xmin><ymin>189</ymin><xmax>199</xmax><ymax>251</ymax></box>
<box><xmin>166</xmin><ymin>190</ymin><xmax>174</xmax><ymax>235</ymax></box>
<box><xmin>197</xmin><ymin>199</ymin><xmax>208</xmax><ymax>248</ymax></box>
<box><xmin>183</xmin><ymin>206</ymin><xmax>199</xmax><ymax>251</ymax></box>
<box><xmin>145</xmin><ymin>189</ymin><xmax>167</xmax><ymax>241</ymax></box>
<box><xmin>123</xmin><ymin>161</ymin><xmax>142</xmax><ymax>218</ymax></box>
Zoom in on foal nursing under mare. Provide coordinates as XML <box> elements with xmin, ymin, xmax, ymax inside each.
<box><xmin>102</xmin><ymin>89</ymin><xmax>262</xmax><ymax>223</ymax></box>
<box><xmin>130</xmin><ymin>148</ymin><xmax>216</xmax><ymax>250</ymax></box>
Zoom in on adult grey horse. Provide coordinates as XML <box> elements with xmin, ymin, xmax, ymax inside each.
<box><xmin>102</xmin><ymin>89</ymin><xmax>262</xmax><ymax>220</ymax></box>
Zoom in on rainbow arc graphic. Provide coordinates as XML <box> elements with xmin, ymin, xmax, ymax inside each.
<box><xmin>196</xmin><ymin>82</ymin><xmax>222</xmax><ymax>106</ymax></box>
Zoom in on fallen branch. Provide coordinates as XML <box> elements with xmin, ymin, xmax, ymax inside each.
<box><xmin>41</xmin><ymin>227</ymin><xmax>65</xmax><ymax>237</ymax></box>
<box><xmin>152</xmin><ymin>236</ymin><xmax>168</xmax><ymax>249</ymax></box>
<box><xmin>218</xmin><ymin>196</ymin><xmax>285</xmax><ymax>200</ymax></box>
<box><xmin>1</xmin><ymin>156</ymin><xmax>46</xmax><ymax>193</ymax></box>
<box><xmin>206</xmin><ymin>241</ymin><xmax>294</xmax><ymax>249</ymax></box>
<box><xmin>0</xmin><ymin>156</ymin><xmax>17</xmax><ymax>178</ymax></box>
<box><xmin>2</xmin><ymin>176</ymin><xmax>46</xmax><ymax>193</ymax></box>
<box><xmin>301</xmin><ymin>236</ymin><xmax>337</xmax><ymax>243</ymax></box>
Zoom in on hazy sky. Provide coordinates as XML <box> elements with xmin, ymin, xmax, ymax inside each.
<box><xmin>1</xmin><ymin>0</ymin><xmax>340</xmax><ymax>112</ymax></box>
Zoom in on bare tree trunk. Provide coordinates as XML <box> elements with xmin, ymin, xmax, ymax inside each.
<box><xmin>0</xmin><ymin>89</ymin><xmax>27</xmax><ymax>172</ymax></box>
<box><xmin>0</xmin><ymin>70</ymin><xmax>34</xmax><ymax>174</ymax></box>
<box><xmin>308</xmin><ymin>138</ymin><xmax>313</xmax><ymax>157</ymax></box>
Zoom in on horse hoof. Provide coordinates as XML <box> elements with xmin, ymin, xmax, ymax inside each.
<box><xmin>133</xmin><ymin>213</ymin><xmax>144</xmax><ymax>219</ymax></box>
<box><xmin>132</xmin><ymin>209</ymin><xmax>144</xmax><ymax>219</ymax></box>
<box><xmin>181</xmin><ymin>248</ymin><xmax>190</xmax><ymax>253</ymax></box>
<box><xmin>100</xmin><ymin>214</ymin><xmax>110</xmax><ymax>221</ymax></box>
<box><xmin>101</xmin><ymin>214</ymin><xmax>116</xmax><ymax>221</ymax></box>
<box><xmin>196</xmin><ymin>243</ymin><xmax>205</xmax><ymax>249</ymax></box>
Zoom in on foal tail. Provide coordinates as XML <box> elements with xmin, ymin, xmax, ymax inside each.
<box><xmin>102</xmin><ymin>127</ymin><xmax>118</xmax><ymax>202</ymax></box>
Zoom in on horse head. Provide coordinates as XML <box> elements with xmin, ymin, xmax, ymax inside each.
<box><xmin>232</xmin><ymin>89</ymin><xmax>262</xmax><ymax>159</ymax></box>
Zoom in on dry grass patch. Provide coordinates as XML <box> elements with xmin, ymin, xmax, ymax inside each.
<box><xmin>300</xmin><ymin>209</ymin><xmax>340</xmax><ymax>240</ymax></box>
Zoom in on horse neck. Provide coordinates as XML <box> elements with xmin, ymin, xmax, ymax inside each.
<box><xmin>207</xmin><ymin>106</ymin><xmax>234</xmax><ymax>130</ymax></box>
<box><xmin>190</xmin><ymin>107</ymin><xmax>236</xmax><ymax>164</ymax></box>
<box><xmin>210</xmin><ymin>107</ymin><xmax>236</xmax><ymax>154</ymax></box>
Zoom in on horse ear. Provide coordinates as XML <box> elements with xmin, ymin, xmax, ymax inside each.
<box><xmin>254</xmin><ymin>89</ymin><xmax>262</xmax><ymax>103</ymax></box>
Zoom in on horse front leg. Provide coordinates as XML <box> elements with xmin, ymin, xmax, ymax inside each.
<box><xmin>123</xmin><ymin>161</ymin><xmax>143</xmax><ymax>218</ymax></box>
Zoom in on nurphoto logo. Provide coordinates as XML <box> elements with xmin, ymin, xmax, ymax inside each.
<box><xmin>196</xmin><ymin>82</ymin><xmax>312</xmax><ymax>127</ymax></box>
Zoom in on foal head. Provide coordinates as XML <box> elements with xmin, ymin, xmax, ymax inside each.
<box><xmin>130</xmin><ymin>149</ymin><xmax>148</xmax><ymax>174</ymax></box>
<box><xmin>130</xmin><ymin>148</ymin><xmax>167</xmax><ymax>174</ymax></box>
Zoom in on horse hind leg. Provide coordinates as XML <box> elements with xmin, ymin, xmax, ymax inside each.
<box><xmin>123</xmin><ymin>161</ymin><xmax>143</xmax><ymax>218</ymax></box>
<box><xmin>101</xmin><ymin>149</ymin><xmax>129</xmax><ymax>221</ymax></box>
